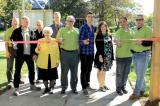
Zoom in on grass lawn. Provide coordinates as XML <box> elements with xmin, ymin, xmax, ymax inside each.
<box><xmin>0</xmin><ymin>51</ymin><xmax>28</xmax><ymax>89</ymax></box>
<box><xmin>129</xmin><ymin>62</ymin><xmax>151</xmax><ymax>97</ymax></box>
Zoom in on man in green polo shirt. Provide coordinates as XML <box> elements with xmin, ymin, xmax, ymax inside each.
<box><xmin>56</xmin><ymin>15</ymin><xmax>79</xmax><ymax>94</ymax></box>
<box><xmin>114</xmin><ymin>16</ymin><xmax>133</xmax><ymax>96</ymax></box>
<box><xmin>129</xmin><ymin>14</ymin><xmax>153</xmax><ymax>100</ymax></box>
<box><xmin>3</xmin><ymin>17</ymin><xmax>22</xmax><ymax>88</ymax></box>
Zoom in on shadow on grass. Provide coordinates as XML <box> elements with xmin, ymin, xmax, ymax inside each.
<box><xmin>0</xmin><ymin>82</ymin><xmax>10</xmax><ymax>95</ymax></box>
<box><xmin>0</xmin><ymin>56</ymin><xmax>6</xmax><ymax>59</ymax></box>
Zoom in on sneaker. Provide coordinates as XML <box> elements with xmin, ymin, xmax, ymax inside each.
<box><xmin>20</xmin><ymin>80</ymin><xmax>25</xmax><ymax>84</ymax></box>
<box><xmin>99</xmin><ymin>87</ymin><xmax>106</xmax><ymax>92</ymax></box>
<box><xmin>61</xmin><ymin>89</ymin><xmax>65</xmax><ymax>94</ymax></box>
<box><xmin>121</xmin><ymin>88</ymin><xmax>128</xmax><ymax>94</ymax></box>
<box><xmin>104</xmin><ymin>86</ymin><xmax>109</xmax><ymax>90</ymax></box>
<box><xmin>129</xmin><ymin>94</ymin><xmax>140</xmax><ymax>100</ymax></box>
<box><xmin>116</xmin><ymin>90</ymin><xmax>123</xmax><ymax>96</ymax></box>
<box><xmin>87</xmin><ymin>86</ymin><xmax>95</xmax><ymax>90</ymax></box>
<box><xmin>35</xmin><ymin>80</ymin><xmax>40</xmax><ymax>84</ymax></box>
<box><xmin>30</xmin><ymin>85</ymin><xmax>41</xmax><ymax>91</ymax></box>
<box><xmin>7</xmin><ymin>82</ymin><xmax>13</xmax><ymax>89</ymax></box>
<box><xmin>140</xmin><ymin>91</ymin><xmax>145</xmax><ymax>97</ymax></box>
<box><xmin>83</xmin><ymin>89</ymin><xmax>89</xmax><ymax>96</ymax></box>
<box><xmin>49</xmin><ymin>87</ymin><xmax>54</xmax><ymax>94</ymax></box>
<box><xmin>43</xmin><ymin>88</ymin><xmax>50</xmax><ymax>94</ymax></box>
<box><xmin>13</xmin><ymin>88</ymin><xmax>20</xmax><ymax>96</ymax></box>
<box><xmin>72</xmin><ymin>89</ymin><xmax>78</xmax><ymax>94</ymax></box>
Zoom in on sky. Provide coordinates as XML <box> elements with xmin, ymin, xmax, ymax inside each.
<box><xmin>134</xmin><ymin>0</ymin><xmax>154</xmax><ymax>16</ymax></box>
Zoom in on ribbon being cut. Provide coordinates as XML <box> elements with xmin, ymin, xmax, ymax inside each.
<box><xmin>1</xmin><ymin>36</ymin><xmax>160</xmax><ymax>44</ymax></box>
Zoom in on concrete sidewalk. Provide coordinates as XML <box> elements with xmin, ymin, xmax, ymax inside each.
<box><xmin>0</xmin><ymin>61</ymin><xmax>141</xmax><ymax>106</ymax></box>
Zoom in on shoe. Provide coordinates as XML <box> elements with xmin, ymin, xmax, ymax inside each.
<box><xmin>35</xmin><ymin>80</ymin><xmax>40</xmax><ymax>84</ymax></box>
<box><xmin>116</xmin><ymin>90</ymin><xmax>123</xmax><ymax>96</ymax></box>
<box><xmin>72</xmin><ymin>90</ymin><xmax>78</xmax><ymax>94</ymax></box>
<box><xmin>104</xmin><ymin>86</ymin><xmax>109</xmax><ymax>90</ymax></box>
<box><xmin>83</xmin><ymin>89</ymin><xmax>89</xmax><ymax>96</ymax></box>
<box><xmin>99</xmin><ymin>87</ymin><xmax>106</xmax><ymax>92</ymax></box>
<box><xmin>49</xmin><ymin>87</ymin><xmax>54</xmax><ymax>94</ymax></box>
<box><xmin>13</xmin><ymin>88</ymin><xmax>20</xmax><ymax>96</ymax></box>
<box><xmin>140</xmin><ymin>91</ymin><xmax>145</xmax><ymax>97</ymax></box>
<box><xmin>20</xmin><ymin>80</ymin><xmax>25</xmax><ymax>84</ymax></box>
<box><xmin>43</xmin><ymin>88</ymin><xmax>50</xmax><ymax>94</ymax></box>
<box><xmin>87</xmin><ymin>86</ymin><xmax>95</xmax><ymax>90</ymax></box>
<box><xmin>129</xmin><ymin>94</ymin><xmax>140</xmax><ymax>100</ymax></box>
<box><xmin>61</xmin><ymin>89</ymin><xmax>65</xmax><ymax>94</ymax></box>
<box><xmin>121</xmin><ymin>88</ymin><xmax>128</xmax><ymax>94</ymax></box>
<box><xmin>7</xmin><ymin>82</ymin><xmax>13</xmax><ymax>89</ymax></box>
<box><xmin>30</xmin><ymin>85</ymin><xmax>41</xmax><ymax>91</ymax></box>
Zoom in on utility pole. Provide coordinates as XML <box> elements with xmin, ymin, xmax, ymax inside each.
<box><xmin>22</xmin><ymin>0</ymin><xmax>25</xmax><ymax>16</ymax></box>
<box><xmin>149</xmin><ymin>0</ymin><xmax>160</xmax><ymax>102</ymax></box>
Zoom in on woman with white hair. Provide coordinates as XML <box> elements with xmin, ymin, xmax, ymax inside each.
<box><xmin>35</xmin><ymin>27</ymin><xmax>59</xmax><ymax>94</ymax></box>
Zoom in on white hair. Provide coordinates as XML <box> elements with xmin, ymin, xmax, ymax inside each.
<box><xmin>43</xmin><ymin>27</ymin><xmax>53</xmax><ymax>36</ymax></box>
<box><xmin>66</xmin><ymin>15</ymin><xmax>75</xmax><ymax>22</ymax></box>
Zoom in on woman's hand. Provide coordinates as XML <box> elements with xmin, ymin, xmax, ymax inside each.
<box><xmin>99</xmin><ymin>55</ymin><xmax>103</xmax><ymax>63</ymax></box>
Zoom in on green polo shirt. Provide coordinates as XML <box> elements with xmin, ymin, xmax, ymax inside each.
<box><xmin>114</xmin><ymin>28</ymin><xmax>133</xmax><ymax>58</ymax></box>
<box><xmin>56</xmin><ymin>27</ymin><xmax>79</xmax><ymax>50</ymax></box>
<box><xmin>3</xmin><ymin>27</ymin><xmax>14</xmax><ymax>41</ymax></box>
<box><xmin>131</xmin><ymin>25</ymin><xmax>153</xmax><ymax>52</ymax></box>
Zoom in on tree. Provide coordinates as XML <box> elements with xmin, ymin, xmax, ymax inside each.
<box><xmin>89</xmin><ymin>0</ymin><xmax>143</xmax><ymax>27</ymax></box>
<box><xmin>2</xmin><ymin>0</ymin><xmax>32</xmax><ymax>29</ymax></box>
<box><xmin>145</xmin><ymin>14</ymin><xmax>153</xmax><ymax>27</ymax></box>
<box><xmin>0</xmin><ymin>0</ymin><xmax>6</xmax><ymax>17</ymax></box>
<box><xmin>49</xmin><ymin>0</ymin><xmax>88</xmax><ymax>19</ymax></box>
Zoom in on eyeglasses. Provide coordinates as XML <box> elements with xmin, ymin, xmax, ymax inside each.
<box><xmin>44</xmin><ymin>31</ymin><xmax>50</xmax><ymax>34</ymax></box>
<box><xmin>136</xmin><ymin>19</ymin><xmax>144</xmax><ymax>21</ymax></box>
<box><xmin>66</xmin><ymin>20</ymin><xmax>74</xmax><ymax>23</ymax></box>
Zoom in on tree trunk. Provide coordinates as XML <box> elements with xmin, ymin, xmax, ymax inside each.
<box><xmin>149</xmin><ymin>0</ymin><xmax>160</xmax><ymax>101</ymax></box>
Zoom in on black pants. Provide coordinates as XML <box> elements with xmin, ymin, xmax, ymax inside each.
<box><xmin>80</xmin><ymin>54</ymin><xmax>94</xmax><ymax>89</ymax></box>
<box><xmin>14</xmin><ymin>55</ymin><xmax>35</xmax><ymax>88</ymax></box>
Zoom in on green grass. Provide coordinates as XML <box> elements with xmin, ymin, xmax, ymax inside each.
<box><xmin>129</xmin><ymin>61</ymin><xmax>151</xmax><ymax>97</ymax></box>
<box><xmin>0</xmin><ymin>51</ymin><xmax>29</xmax><ymax>88</ymax></box>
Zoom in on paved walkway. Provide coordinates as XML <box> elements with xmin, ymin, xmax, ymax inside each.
<box><xmin>0</xmin><ymin>62</ymin><xmax>141</xmax><ymax>106</ymax></box>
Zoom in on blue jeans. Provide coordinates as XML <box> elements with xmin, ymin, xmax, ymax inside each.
<box><xmin>132</xmin><ymin>51</ymin><xmax>151</xmax><ymax>96</ymax></box>
<box><xmin>116</xmin><ymin>57</ymin><xmax>132</xmax><ymax>91</ymax></box>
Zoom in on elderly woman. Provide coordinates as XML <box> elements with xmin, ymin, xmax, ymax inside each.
<box><xmin>35</xmin><ymin>27</ymin><xmax>59</xmax><ymax>94</ymax></box>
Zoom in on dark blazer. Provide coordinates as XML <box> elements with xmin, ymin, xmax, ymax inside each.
<box><xmin>50</xmin><ymin>23</ymin><xmax>64</xmax><ymax>38</ymax></box>
<box><xmin>10</xmin><ymin>26</ymin><xmax>36</xmax><ymax>56</ymax></box>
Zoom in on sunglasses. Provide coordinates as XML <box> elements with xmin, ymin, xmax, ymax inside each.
<box><xmin>66</xmin><ymin>20</ymin><xmax>74</xmax><ymax>23</ymax></box>
<box><xmin>136</xmin><ymin>19</ymin><xmax>144</xmax><ymax>21</ymax></box>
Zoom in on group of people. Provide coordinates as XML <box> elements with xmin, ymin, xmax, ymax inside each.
<box><xmin>3</xmin><ymin>11</ymin><xmax>152</xmax><ymax>100</ymax></box>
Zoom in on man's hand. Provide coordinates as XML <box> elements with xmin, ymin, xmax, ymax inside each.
<box><xmin>135</xmin><ymin>40</ymin><xmax>142</xmax><ymax>45</ymax></box>
<box><xmin>32</xmin><ymin>55</ymin><xmax>37</xmax><ymax>61</ymax></box>
<box><xmin>6</xmin><ymin>51</ymin><xmax>11</xmax><ymax>58</ymax></box>
<box><xmin>83</xmin><ymin>38</ymin><xmax>90</xmax><ymax>45</ymax></box>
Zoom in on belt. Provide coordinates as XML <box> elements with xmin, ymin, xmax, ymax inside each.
<box><xmin>61</xmin><ymin>48</ymin><xmax>78</xmax><ymax>52</ymax></box>
<box><xmin>131</xmin><ymin>49</ymin><xmax>150</xmax><ymax>53</ymax></box>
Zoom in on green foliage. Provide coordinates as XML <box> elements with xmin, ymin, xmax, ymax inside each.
<box><xmin>50</xmin><ymin>0</ymin><xmax>88</xmax><ymax>20</ymax></box>
<box><xmin>1</xmin><ymin>0</ymin><xmax>32</xmax><ymax>29</ymax></box>
<box><xmin>145</xmin><ymin>14</ymin><xmax>153</xmax><ymax>28</ymax></box>
<box><xmin>0</xmin><ymin>0</ymin><xmax>6</xmax><ymax>17</ymax></box>
<box><xmin>89</xmin><ymin>0</ymin><xmax>143</xmax><ymax>26</ymax></box>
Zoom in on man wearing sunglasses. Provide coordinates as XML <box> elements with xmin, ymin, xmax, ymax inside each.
<box><xmin>130</xmin><ymin>14</ymin><xmax>153</xmax><ymax>100</ymax></box>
